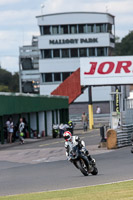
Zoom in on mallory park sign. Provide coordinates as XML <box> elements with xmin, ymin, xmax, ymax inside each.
<box><xmin>80</xmin><ymin>56</ymin><xmax>133</xmax><ymax>86</ymax></box>
<box><xmin>49</xmin><ymin>38</ymin><xmax>98</xmax><ymax>45</ymax></box>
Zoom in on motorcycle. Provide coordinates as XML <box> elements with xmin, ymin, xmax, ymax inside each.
<box><xmin>69</xmin><ymin>145</ymin><xmax>98</xmax><ymax>176</ymax></box>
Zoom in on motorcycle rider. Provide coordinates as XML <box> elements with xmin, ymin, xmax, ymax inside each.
<box><xmin>63</xmin><ymin>131</ymin><xmax>95</xmax><ymax>164</ymax></box>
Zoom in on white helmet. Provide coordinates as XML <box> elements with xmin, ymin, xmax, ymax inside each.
<box><xmin>63</xmin><ymin>131</ymin><xmax>72</xmax><ymax>141</ymax></box>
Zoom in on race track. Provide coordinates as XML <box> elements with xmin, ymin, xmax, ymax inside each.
<box><xmin>0</xmin><ymin>146</ymin><xmax>133</xmax><ymax>196</ymax></box>
<box><xmin>0</xmin><ymin>131</ymin><xmax>133</xmax><ymax>196</ymax></box>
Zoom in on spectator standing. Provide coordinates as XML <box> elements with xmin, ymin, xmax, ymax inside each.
<box><xmin>8</xmin><ymin>118</ymin><xmax>14</xmax><ymax>144</ymax></box>
<box><xmin>59</xmin><ymin>123</ymin><xmax>66</xmax><ymax>138</ymax></box>
<box><xmin>67</xmin><ymin>121</ymin><xmax>74</xmax><ymax>135</ymax></box>
<box><xmin>81</xmin><ymin>112</ymin><xmax>88</xmax><ymax>132</ymax></box>
<box><xmin>19</xmin><ymin>118</ymin><xmax>25</xmax><ymax>144</ymax></box>
<box><xmin>96</xmin><ymin>106</ymin><xmax>101</xmax><ymax>114</ymax></box>
<box><xmin>6</xmin><ymin>118</ymin><xmax>10</xmax><ymax>142</ymax></box>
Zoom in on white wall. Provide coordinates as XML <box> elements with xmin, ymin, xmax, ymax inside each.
<box><xmin>37</xmin><ymin>12</ymin><xmax>114</xmax><ymax>26</ymax></box>
<box><xmin>39</xmin><ymin>58</ymin><xmax>80</xmax><ymax>73</ymax></box>
<box><xmin>39</xmin><ymin>33</ymin><xmax>112</xmax><ymax>49</ymax></box>
<box><xmin>47</xmin><ymin>111</ymin><xmax>52</xmax><ymax>136</ymax></box>
<box><xmin>30</xmin><ymin>113</ymin><xmax>37</xmax><ymax>130</ymax></box>
<box><xmin>39</xmin><ymin>112</ymin><xmax>45</xmax><ymax>136</ymax></box>
<box><xmin>40</xmin><ymin>84</ymin><xmax>59</xmax><ymax>95</ymax></box>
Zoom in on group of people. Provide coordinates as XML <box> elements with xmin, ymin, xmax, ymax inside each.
<box><xmin>53</xmin><ymin>121</ymin><xmax>74</xmax><ymax>138</ymax></box>
<box><xmin>5</xmin><ymin>117</ymin><xmax>25</xmax><ymax>144</ymax></box>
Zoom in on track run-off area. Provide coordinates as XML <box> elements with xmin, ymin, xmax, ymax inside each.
<box><xmin>0</xmin><ymin>129</ymin><xmax>133</xmax><ymax>196</ymax></box>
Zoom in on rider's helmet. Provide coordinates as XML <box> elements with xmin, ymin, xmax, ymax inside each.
<box><xmin>63</xmin><ymin>131</ymin><xmax>72</xmax><ymax>141</ymax></box>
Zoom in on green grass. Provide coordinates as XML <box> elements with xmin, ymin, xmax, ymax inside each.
<box><xmin>1</xmin><ymin>180</ymin><xmax>133</xmax><ymax>200</ymax></box>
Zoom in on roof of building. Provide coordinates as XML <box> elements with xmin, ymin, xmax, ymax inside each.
<box><xmin>36</xmin><ymin>11</ymin><xmax>115</xmax><ymax>18</ymax></box>
<box><xmin>0</xmin><ymin>93</ymin><xmax>68</xmax><ymax>116</ymax></box>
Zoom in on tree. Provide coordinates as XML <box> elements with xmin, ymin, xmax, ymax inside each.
<box><xmin>10</xmin><ymin>72</ymin><xmax>19</xmax><ymax>92</ymax></box>
<box><xmin>0</xmin><ymin>69</ymin><xmax>19</xmax><ymax>92</ymax></box>
<box><xmin>0</xmin><ymin>69</ymin><xmax>12</xmax><ymax>86</ymax></box>
<box><xmin>114</xmin><ymin>31</ymin><xmax>133</xmax><ymax>55</ymax></box>
<box><xmin>0</xmin><ymin>85</ymin><xmax>10</xmax><ymax>92</ymax></box>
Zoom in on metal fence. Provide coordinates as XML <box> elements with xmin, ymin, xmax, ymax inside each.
<box><xmin>69</xmin><ymin>113</ymin><xmax>110</xmax><ymax>130</ymax></box>
<box><xmin>117</xmin><ymin>124</ymin><xmax>133</xmax><ymax>148</ymax></box>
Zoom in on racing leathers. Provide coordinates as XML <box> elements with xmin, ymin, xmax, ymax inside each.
<box><xmin>65</xmin><ymin>136</ymin><xmax>94</xmax><ymax>163</ymax></box>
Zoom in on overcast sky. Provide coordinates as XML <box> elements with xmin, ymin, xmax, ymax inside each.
<box><xmin>0</xmin><ymin>0</ymin><xmax>133</xmax><ymax>73</ymax></box>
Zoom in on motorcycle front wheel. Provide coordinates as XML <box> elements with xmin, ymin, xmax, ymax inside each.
<box><xmin>91</xmin><ymin>167</ymin><xmax>98</xmax><ymax>175</ymax></box>
<box><xmin>76</xmin><ymin>159</ymin><xmax>88</xmax><ymax>176</ymax></box>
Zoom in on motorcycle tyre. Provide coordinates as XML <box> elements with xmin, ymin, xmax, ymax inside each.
<box><xmin>131</xmin><ymin>148</ymin><xmax>133</xmax><ymax>153</ymax></box>
<box><xmin>53</xmin><ymin>134</ymin><xmax>56</xmax><ymax>138</ymax></box>
<box><xmin>91</xmin><ymin>167</ymin><xmax>98</xmax><ymax>175</ymax></box>
<box><xmin>76</xmin><ymin>160</ymin><xmax>88</xmax><ymax>176</ymax></box>
<box><xmin>73</xmin><ymin>161</ymin><xmax>79</xmax><ymax>169</ymax></box>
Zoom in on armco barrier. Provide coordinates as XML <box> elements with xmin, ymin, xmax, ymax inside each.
<box><xmin>117</xmin><ymin>124</ymin><xmax>133</xmax><ymax>148</ymax></box>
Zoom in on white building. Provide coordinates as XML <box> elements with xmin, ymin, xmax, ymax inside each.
<box><xmin>19</xmin><ymin>36</ymin><xmax>40</xmax><ymax>93</ymax></box>
<box><xmin>36</xmin><ymin>12</ymin><xmax>115</xmax><ymax>112</ymax></box>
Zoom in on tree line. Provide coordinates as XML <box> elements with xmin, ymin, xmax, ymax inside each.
<box><xmin>0</xmin><ymin>68</ymin><xmax>19</xmax><ymax>92</ymax></box>
<box><xmin>114</xmin><ymin>31</ymin><xmax>133</xmax><ymax>56</ymax></box>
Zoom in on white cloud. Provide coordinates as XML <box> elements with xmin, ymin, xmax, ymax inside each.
<box><xmin>0</xmin><ymin>30</ymin><xmax>39</xmax><ymax>54</ymax></box>
<box><xmin>0</xmin><ymin>56</ymin><xmax>19</xmax><ymax>73</ymax></box>
<box><xmin>0</xmin><ymin>0</ymin><xmax>21</xmax><ymax>6</ymax></box>
<box><xmin>43</xmin><ymin>0</ymin><xmax>133</xmax><ymax>15</ymax></box>
<box><xmin>0</xmin><ymin>9</ymin><xmax>38</xmax><ymax>27</ymax></box>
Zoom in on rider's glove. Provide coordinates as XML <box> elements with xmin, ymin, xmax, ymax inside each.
<box><xmin>81</xmin><ymin>147</ymin><xmax>86</xmax><ymax>154</ymax></box>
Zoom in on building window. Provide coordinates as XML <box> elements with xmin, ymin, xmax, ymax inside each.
<box><xmin>89</xmin><ymin>48</ymin><xmax>95</xmax><ymax>56</ymax></box>
<box><xmin>40</xmin><ymin>26</ymin><xmax>44</xmax><ymax>35</ymax></box>
<box><xmin>52</xmin><ymin>26</ymin><xmax>59</xmax><ymax>34</ymax></box>
<box><xmin>107</xmin><ymin>23</ymin><xmax>112</xmax><ymax>33</ymax></box>
<box><xmin>60</xmin><ymin>25</ymin><xmax>68</xmax><ymax>34</ymax></box>
<box><xmin>44</xmin><ymin>26</ymin><xmax>51</xmax><ymax>35</ymax></box>
<box><xmin>70</xmin><ymin>48</ymin><xmax>78</xmax><ymax>57</ymax></box>
<box><xmin>62</xmin><ymin>72</ymin><xmax>70</xmax><ymax>81</ymax></box>
<box><xmin>96</xmin><ymin>24</ymin><xmax>106</xmax><ymax>33</ymax></box>
<box><xmin>53</xmin><ymin>49</ymin><xmax>60</xmax><ymax>58</ymax></box>
<box><xmin>78</xmin><ymin>24</ymin><xmax>86</xmax><ymax>33</ymax></box>
<box><xmin>41</xmin><ymin>50</ymin><xmax>44</xmax><ymax>59</ymax></box>
<box><xmin>44</xmin><ymin>49</ymin><xmax>52</xmax><ymax>58</ymax></box>
<box><xmin>103</xmin><ymin>24</ymin><xmax>107</xmax><ymax>32</ymax></box>
<box><xmin>42</xmin><ymin>74</ymin><xmax>45</xmax><ymax>82</ymax></box>
<box><xmin>54</xmin><ymin>73</ymin><xmax>61</xmax><ymax>82</ymax></box>
<box><xmin>62</xmin><ymin>49</ymin><xmax>69</xmax><ymax>58</ymax></box>
<box><xmin>97</xmin><ymin>47</ymin><xmax>105</xmax><ymax>56</ymax></box>
<box><xmin>45</xmin><ymin>73</ymin><xmax>52</xmax><ymax>82</ymax></box>
<box><xmin>20</xmin><ymin>58</ymin><xmax>33</xmax><ymax>70</ymax></box>
<box><xmin>87</xmin><ymin>24</ymin><xmax>94</xmax><ymax>33</ymax></box>
<box><xmin>79</xmin><ymin>48</ymin><xmax>87</xmax><ymax>57</ymax></box>
<box><xmin>70</xmin><ymin>25</ymin><xmax>77</xmax><ymax>34</ymax></box>
<box><xmin>104</xmin><ymin>47</ymin><xmax>108</xmax><ymax>56</ymax></box>
<box><xmin>110</xmin><ymin>37</ymin><xmax>115</xmax><ymax>43</ymax></box>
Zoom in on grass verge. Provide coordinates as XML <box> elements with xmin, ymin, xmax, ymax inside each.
<box><xmin>1</xmin><ymin>180</ymin><xmax>133</xmax><ymax>200</ymax></box>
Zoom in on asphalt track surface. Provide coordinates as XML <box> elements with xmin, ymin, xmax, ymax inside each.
<box><xmin>0</xmin><ymin>131</ymin><xmax>133</xmax><ymax>196</ymax></box>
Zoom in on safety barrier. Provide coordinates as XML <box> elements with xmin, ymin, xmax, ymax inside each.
<box><xmin>117</xmin><ymin>124</ymin><xmax>133</xmax><ymax>148</ymax></box>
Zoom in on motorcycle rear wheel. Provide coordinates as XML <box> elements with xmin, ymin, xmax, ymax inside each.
<box><xmin>76</xmin><ymin>159</ymin><xmax>88</xmax><ymax>176</ymax></box>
